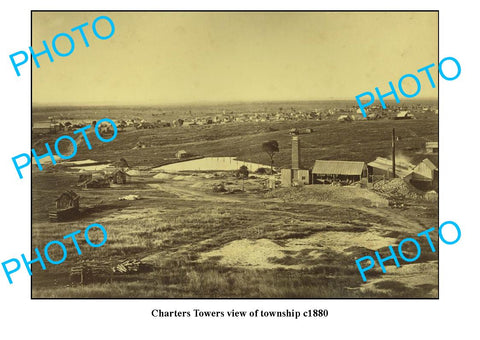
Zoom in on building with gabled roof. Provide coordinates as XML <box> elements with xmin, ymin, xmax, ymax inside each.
<box><xmin>413</xmin><ymin>158</ymin><xmax>437</xmax><ymax>180</ymax></box>
<box><xmin>395</xmin><ymin>111</ymin><xmax>415</xmax><ymax>119</ymax></box>
<box><xmin>50</xmin><ymin>190</ymin><xmax>80</xmax><ymax>222</ymax></box>
<box><xmin>110</xmin><ymin>169</ymin><xmax>129</xmax><ymax>184</ymax></box>
<box><xmin>367</xmin><ymin>157</ymin><xmax>415</xmax><ymax>181</ymax></box>
<box><xmin>33</xmin><ymin>122</ymin><xmax>54</xmax><ymax>134</ymax></box>
<box><xmin>312</xmin><ymin>160</ymin><xmax>367</xmax><ymax>184</ymax></box>
<box><xmin>337</xmin><ymin>114</ymin><xmax>352</xmax><ymax>122</ymax></box>
<box><xmin>411</xmin><ymin>158</ymin><xmax>438</xmax><ymax>190</ymax></box>
<box><xmin>425</xmin><ymin>141</ymin><xmax>438</xmax><ymax>153</ymax></box>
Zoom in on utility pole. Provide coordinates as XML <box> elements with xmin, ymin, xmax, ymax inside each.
<box><xmin>392</xmin><ymin>128</ymin><xmax>396</xmax><ymax>178</ymax></box>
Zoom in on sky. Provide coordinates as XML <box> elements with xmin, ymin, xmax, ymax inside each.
<box><xmin>32</xmin><ymin>12</ymin><xmax>438</xmax><ymax>105</ymax></box>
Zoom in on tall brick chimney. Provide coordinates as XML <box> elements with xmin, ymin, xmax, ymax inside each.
<box><xmin>292</xmin><ymin>135</ymin><xmax>300</xmax><ymax>169</ymax></box>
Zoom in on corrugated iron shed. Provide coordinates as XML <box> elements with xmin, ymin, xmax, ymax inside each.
<box><xmin>397</xmin><ymin>111</ymin><xmax>409</xmax><ymax>117</ymax></box>
<box><xmin>420</xmin><ymin>158</ymin><xmax>437</xmax><ymax>171</ymax></box>
<box><xmin>33</xmin><ymin>122</ymin><xmax>51</xmax><ymax>129</ymax></box>
<box><xmin>33</xmin><ymin>122</ymin><xmax>53</xmax><ymax>133</ymax></box>
<box><xmin>56</xmin><ymin>190</ymin><xmax>79</xmax><ymax>203</ymax></box>
<box><xmin>337</xmin><ymin>114</ymin><xmax>352</xmax><ymax>121</ymax></box>
<box><xmin>312</xmin><ymin>160</ymin><xmax>366</xmax><ymax>176</ymax></box>
<box><xmin>413</xmin><ymin>158</ymin><xmax>438</xmax><ymax>180</ymax></box>
<box><xmin>367</xmin><ymin>157</ymin><xmax>414</xmax><ymax>179</ymax></box>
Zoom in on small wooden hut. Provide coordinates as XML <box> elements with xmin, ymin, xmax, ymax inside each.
<box><xmin>111</xmin><ymin>169</ymin><xmax>128</xmax><ymax>184</ymax></box>
<box><xmin>175</xmin><ymin>150</ymin><xmax>188</xmax><ymax>159</ymax></box>
<box><xmin>56</xmin><ymin>190</ymin><xmax>79</xmax><ymax>210</ymax></box>
<box><xmin>49</xmin><ymin>191</ymin><xmax>80</xmax><ymax>221</ymax></box>
<box><xmin>77</xmin><ymin>172</ymin><xmax>110</xmax><ymax>188</ymax></box>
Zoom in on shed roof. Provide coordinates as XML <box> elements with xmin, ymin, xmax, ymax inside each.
<box><xmin>337</xmin><ymin>114</ymin><xmax>351</xmax><ymax>121</ymax></box>
<box><xmin>312</xmin><ymin>160</ymin><xmax>366</xmax><ymax>176</ymax></box>
<box><xmin>420</xmin><ymin>158</ymin><xmax>437</xmax><ymax>171</ymax></box>
<box><xmin>33</xmin><ymin>122</ymin><xmax>51</xmax><ymax>129</ymax></box>
<box><xmin>412</xmin><ymin>159</ymin><xmax>438</xmax><ymax>181</ymax></box>
<box><xmin>397</xmin><ymin>111</ymin><xmax>410</xmax><ymax>117</ymax></box>
<box><xmin>56</xmin><ymin>190</ymin><xmax>79</xmax><ymax>202</ymax></box>
<box><xmin>425</xmin><ymin>141</ymin><xmax>438</xmax><ymax>148</ymax></box>
<box><xmin>112</xmin><ymin>169</ymin><xmax>131</xmax><ymax>176</ymax></box>
<box><xmin>367</xmin><ymin>157</ymin><xmax>414</xmax><ymax>179</ymax></box>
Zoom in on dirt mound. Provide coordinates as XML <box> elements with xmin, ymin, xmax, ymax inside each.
<box><xmin>173</xmin><ymin>175</ymin><xmax>187</xmax><ymax>181</ymax></box>
<box><xmin>200</xmin><ymin>230</ymin><xmax>396</xmax><ymax>269</ymax></box>
<box><xmin>201</xmin><ymin>239</ymin><xmax>289</xmax><ymax>269</ymax></box>
<box><xmin>153</xmin><ymin>172</ymin><xmax>172</xmax><ymax>179</ymax></box>
<box><xmin>190</xmin><ymin>181</ymin><xmax>206</xmax><ymax>188</ymax></box>
<box><xmin>294</xmin><ymin>231</ymin><xmax>397</xmax><ymax>254</ymax></box>
<box><xmin>265</xmin><ymin>186</ymin><xmax>388</xmax><ymax>207</ymax></box>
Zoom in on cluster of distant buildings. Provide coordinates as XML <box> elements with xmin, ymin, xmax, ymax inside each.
<box><xmin>174</xmin><ymin>103</ymin><xmax>437</xmax><ymax>126</ymax></box>
<box><xmin>358</xmin><ymin>105</ymin><xmax>438</xmax><ymax>121</ymax></box>
<box><xmin>33</xmin><ymin>103</ymin><xmax>438</xmax><ymax>135</ymax></box>
<box><xmin>32</xmin><ymin>119</ymin><xmax>116</xmax><ymax>135</ymax></box>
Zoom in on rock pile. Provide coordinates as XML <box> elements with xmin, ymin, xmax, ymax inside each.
<box><xmin>373</xmin><ymin>178</ymin><xmax>423</xmax><ymax>199</ymax></box>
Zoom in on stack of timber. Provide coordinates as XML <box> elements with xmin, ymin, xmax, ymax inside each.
<box><xmin>112</xmin><ymin>259</ymin><xmax>154</xmax><ymax>274</ymax></box>
<box><xmin>49</xmin><ymin>207</ymin><xmax>79</xmax><ymax>222</ymax></box>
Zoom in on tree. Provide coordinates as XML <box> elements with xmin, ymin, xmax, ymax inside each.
<box><xmin>262</xmin><ymin>140</ymin><xmax>279</xmax><ymax>172</ymax></box>
<box><xmin>237</xmin><ymin>165</ymin><xmax>249</xmax><ymax>191</ymax></box>
<box><xmin>237</xmin><ymin>165</ymin><xmax>249</xmax><ymax>179</ymax></box>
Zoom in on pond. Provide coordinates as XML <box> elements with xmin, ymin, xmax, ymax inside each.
<box><xmin>153</xmin><ymin>157</ymin><xmax>270</xmax><ymax>173</ymax></box>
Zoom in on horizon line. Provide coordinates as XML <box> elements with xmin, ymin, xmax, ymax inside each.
<box><xmin>33</xmin><ymin>97</ymin><xmax>439</xmax><ymax>107</ymax></box>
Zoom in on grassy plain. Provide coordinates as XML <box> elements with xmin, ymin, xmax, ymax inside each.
<box><xmin>34</xmin><ymin>116</ymin><xmax>438</xmax><ymax>169</ymax></box>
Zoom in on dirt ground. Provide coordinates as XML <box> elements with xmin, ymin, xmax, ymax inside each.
<box><xmin>31</xmin><ymin>167</ymin><xmax>438</xmax><ymax>298</ymax></box>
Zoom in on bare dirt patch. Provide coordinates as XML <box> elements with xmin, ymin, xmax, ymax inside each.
<box><xmin>201</xmin><ymin>239</ymin><xmax>292</xmax><ymax>269</ymax></box>
<box><xmin>200</xmin><ymin>229</ymin><xmax>398</xmax><ymax>270</ymax></box>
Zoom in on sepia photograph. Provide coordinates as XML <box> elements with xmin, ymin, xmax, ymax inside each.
<box><xmin>31</xmin><ymin>11</ymin><xmax>439</xmax><ymax>298</ymax></box>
